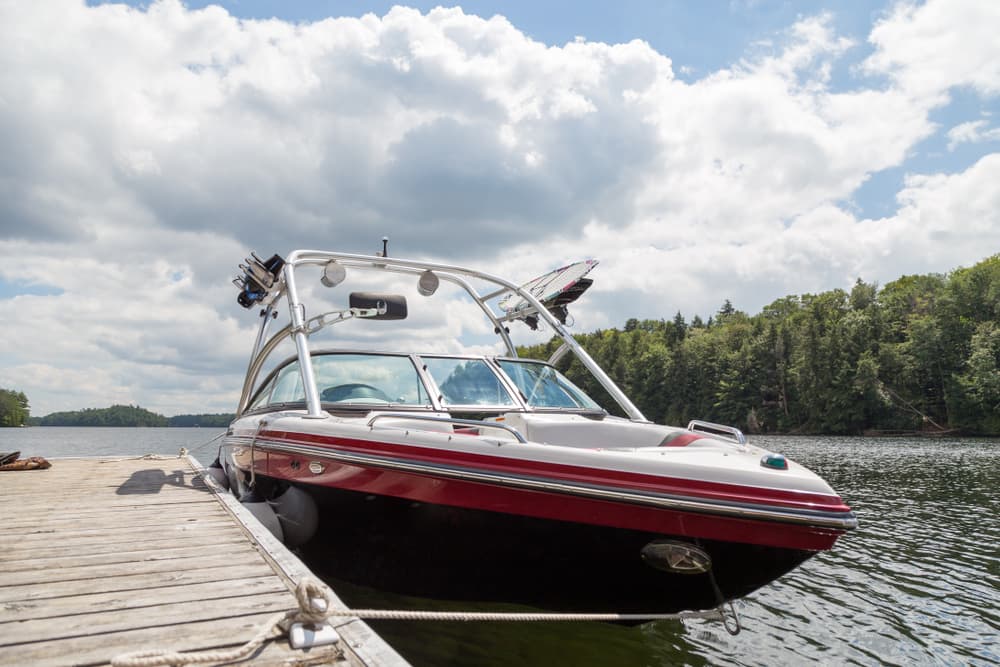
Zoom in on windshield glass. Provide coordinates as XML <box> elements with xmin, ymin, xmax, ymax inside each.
<box><xmin>260</xmin><ymin>353</ymin><xmax>429</xmax><ymax>407</ymax></box>
<box><xmin>422</xmin><ymin>357</ymin><xmax>517</xmax><ymax>407</ymax></box>
<box><xmin>497</xmin><ymin>360</ymin><xmax>602</xmax><ymax>410</ymax></box>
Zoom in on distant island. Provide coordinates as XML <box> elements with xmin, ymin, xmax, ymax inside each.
<box><xmin>21</xmin><ymin>405</ymin><xmax>234</xmax><ymax>428</ymax></box>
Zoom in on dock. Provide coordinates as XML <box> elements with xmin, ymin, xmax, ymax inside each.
<box><xmin>0</xmin><ymin>454</ymin><xmax>408</xmax><ymax>667</ymax></box>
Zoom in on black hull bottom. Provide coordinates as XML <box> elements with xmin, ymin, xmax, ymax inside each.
<box><xmin>293</xmin><ymin>482</ymin><xmax>814</xmax><ymax>615</ymax></box>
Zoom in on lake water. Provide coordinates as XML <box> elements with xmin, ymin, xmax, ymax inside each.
<box><xmin>2</xmin><ymin>428</ymin><xmax>997</xmax><ymax>666</ymax></box>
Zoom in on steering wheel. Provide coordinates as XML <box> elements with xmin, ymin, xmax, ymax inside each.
<box><xmin>321</xmin><ymin>383</ymin><xmax>392</xmax><ymax>403</ymax></box>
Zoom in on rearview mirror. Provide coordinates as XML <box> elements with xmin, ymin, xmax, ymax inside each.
<box><xmin>349</xmin><ymin>292</ymin><xmax>408</xmax><ymax>320</ymax></box>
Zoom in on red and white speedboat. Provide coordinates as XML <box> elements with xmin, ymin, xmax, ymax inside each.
<box><xmin>217</xmin><ymin>247</ymin><xmax>856</xmax><ymax>614</ymax></box>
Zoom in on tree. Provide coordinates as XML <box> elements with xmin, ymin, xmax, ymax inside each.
<box><xmin>954</xmin><ymin>322</ymin><xmax>1000</xmax><ymax>432</ymax></box>
<box><xmin>0</xmin><ymin>389</ymin><xmax>30</xmax><ymax>427</ymax></box>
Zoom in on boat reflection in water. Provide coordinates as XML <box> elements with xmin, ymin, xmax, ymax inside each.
<box><xmin>216</xmin><ymin>245</ymin><xmax>856</xmax><ymax>616</ymax></box>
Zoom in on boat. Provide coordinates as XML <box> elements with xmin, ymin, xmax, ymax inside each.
<box><xmin>217</xmin><ymin>244</ymin><xmax>856</xmax><ymax>615</ymax></box>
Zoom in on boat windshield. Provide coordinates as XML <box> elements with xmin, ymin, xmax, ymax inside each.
<box><xmin>252</xmin><ymin>353</ymin><xmax>431</xmax><ymax>408</ymax></box>
<box><xmin>246</xmin><ymin>352</ymin><xmax>603</xmax><ymax>414</ymax></box>
<box><xmin>422</xmin><ymin>357</ymin><xmax>517</xmax><ymax>407</ymax></box>
<box><xmin>496</xmin><ymin>359</ymin><xmax>603</xmax><ymax>410</ymax></box>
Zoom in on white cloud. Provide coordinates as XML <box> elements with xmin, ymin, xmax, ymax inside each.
<box><xmin>947</xmin><ymin>119</ymin><xmax>1000</xmax><ymax>151</ymax></box>
<box><xmin>863</xmin><ymin>0</ymin><xmax>1000</xmax><ymax>99</ymax></box>
<box><xmin>0</xmin><ymin>0</ymin><xmax>997</xmax><ymax>415</ymax></box>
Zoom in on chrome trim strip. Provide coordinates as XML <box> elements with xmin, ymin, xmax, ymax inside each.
<box><xmin>224</xmin><ymin>436</ymin><xmax>858</xmax><ymax>531</ymax></box>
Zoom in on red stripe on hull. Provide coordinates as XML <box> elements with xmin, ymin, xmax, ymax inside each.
<box><xmin>248</xmin><ymin>427</ymin><xmax>851</xmax><ymax>513</ymax></box>
<box><xmin>248</xmin><ymin>444</ymin><xmax>845</xmax><ymax>551</ymax></box>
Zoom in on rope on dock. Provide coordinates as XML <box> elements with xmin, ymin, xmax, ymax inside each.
<box><xmin>300</xmin><ymin>578</ymin><xmax>729</xmax><ymax>623</ymax></box>
<box><xmin>110</xmin><ymin>585</ymin><xmax>341</xmax><ymax>667</ymax></box>
<box><xmin>111</xmin><ymin>609</ymin><xmax>298</xmax><ymax>666</ymax></box>
<box><xmin>111</xmin><ymin>578</ymin><xmax>733</xmax><ymax>667</ymax></box>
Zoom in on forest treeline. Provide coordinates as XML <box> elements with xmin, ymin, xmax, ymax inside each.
<box><xmin>522</xmin><ymin>254</ymin><xmax>1000</xmax><ymax>436</ymax></box>
<box><xmin>167</xmin><ymin>413</ymin><xmax>235</xmax><ymax>427</ymax></box>
<box><xmin>26</xmin><ymin>405</ymin><xmax>235</xmax><ymax>427</ymax></box>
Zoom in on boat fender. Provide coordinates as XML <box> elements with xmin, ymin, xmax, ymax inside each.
<box><xmin>270</xmin><ymin>485</ymin><xmax>319</xmax><ymax>548</ymax></box>
<box><xmin>206</xmin><ymin>458</ymin><xmax>230</xmax><ymax>491</ymax></box>
<box><xmin>239</xmin><ymin>488</ymin><xmax>285</xmax><ymax>543</ymax></box>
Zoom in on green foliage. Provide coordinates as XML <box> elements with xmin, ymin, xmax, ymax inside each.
<box><xmin>39</xmin><ymin>404</ymin><xmax>168</xmax><ymax>427</ymax></box>
<box><xmin>0</xmin><ymin>388</ymin><xmax>30</xmax><ymax>427</ymax></box>
<box><xmin>518</xmin><ymin>254</ymin><xmax>1000</xmax><ymax>436</ymax></box>
<box><xmin>168</xmin><ymin>413</ymin><xmax>236</xmax><ymax>427</ymax></box>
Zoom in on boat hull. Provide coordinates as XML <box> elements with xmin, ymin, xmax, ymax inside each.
<box><xmin>221</xmin><ymin>435</ymin><xmax>828</xmax><ymax>613</ymax></box>
<box><xmin>298</xmin><ymin>480</ymin><xmax>812</xmax><ymax>614</ymax></box>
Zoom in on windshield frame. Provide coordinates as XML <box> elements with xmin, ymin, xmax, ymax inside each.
<box><xmin>244</xmin><ymin>351</ymin><xmax>611</xmax><ymax>417</ymax></box>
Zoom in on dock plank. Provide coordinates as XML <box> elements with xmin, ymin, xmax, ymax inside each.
<box><xmin>0</xmin><ymin>550</ymin><xmax>257</xmax><ymax>587</ymax></box>
<box><xmin>0</xmin><ymin>562</ymin><xmax>275</xmax><ymax>604</ymax></box>
<box><xmin>2</xmin><ymin>591</ymin><xmax>295</xmax><ymax>645</ymax></box>
<box><xmin>0</xmin><ymin>527</ymin><xmax>247</xmax><ymax>559</ymax></box>
<box><xmin>1</xmin><ymin>540</ymin><xmax>253</xmax><ymax>573</ymax></box>
<box><xmin>0</xmin><ymin>576</ymin><xmax>285</xmax><ymax>623</ymax></box>
<box><xmin>0</xmin><ymin>455</ymin><xmax>407</xmax><ymax>667</ymax></box>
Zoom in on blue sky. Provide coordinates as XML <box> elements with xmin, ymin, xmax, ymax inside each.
<box><xmin>5</xmin><ymin>0</ymin><xmax>1000</xmax><ymax>414</ymax></box>
<box><xmin>107</xmin><ymin>1</ymin><xmax>885</xmax><ymax>78</ymax></box>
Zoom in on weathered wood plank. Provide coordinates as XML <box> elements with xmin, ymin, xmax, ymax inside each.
<box><xmin>2</xmin><ymin>486</ymin><xmax>217</xmax><ymax>504</ymax></box>
<box><xmin>0</xmin><ymin>504</ymin><xmax>222</xmax><ymax>531</ymax></box>
<box><xmin>0</xmin><ymin>529</ymin><xmax>246</xmax><ymax>560</ymax></box>
<box><xmin>0</xmin><ymin>506</ymin><xmax>232</xmax><ymax>539</ymax></box>
<box><xmin>1</xmin><ymin>539</ymin><xmax>252</xmax><ymax>573</ymax></box>
<box><xmin>0</xmin><ymin>517</ymin><xmax>234</xmax><ymax>542</ymax></box>
<box><xmin>0</xmin><ymin>575</ymin><xmax>285</xmax><ymax>623</ymax></box>
<box><xmin>0</xmin><ymin>550</ymin><xmax>262</xmax><ymax>587</ymax></box>
<box><xmin>1</xmin><ymin>591</ymin><xmax>294</xmax><ymax>645</ymax></box>
<box><xmin>0</xmin><ymin>562</ymin><xmax>275</xmax><ymax>604</ymax></box>
<box><xmin>3</xmin><ymin>497</ymin><xmax>223</xmax><ymax>516</ymax></box>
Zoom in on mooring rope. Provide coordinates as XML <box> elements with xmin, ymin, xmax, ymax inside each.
<box><xmin>92</xmin><ymin>429</ymin><xmax>224</xmax><ymax>465</ymax></box>
<box><xmin>298</xmin><ymin>578</ymin><xmax>727</xmax><ymax>623</ymax></box>
<box><xmin>111</xmin><ymin>578</ymin><xmax>733</xmax><ymax>667</ymax></box>
<box><xmin>187</xmin><ymin>431</ymin><xmax>226</xmax><ymax>454</ymax></box>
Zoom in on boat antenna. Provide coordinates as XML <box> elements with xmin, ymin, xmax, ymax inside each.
<box><xmin>381</xmin><ymin>236</ymin><xmax>389</xmax><ymax>258</ymax></box>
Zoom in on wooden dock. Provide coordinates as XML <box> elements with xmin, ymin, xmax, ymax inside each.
<box><xmin>0</xmin><ymin>455</ymin><xmax>408</xmax><ymax>667</ymax></box>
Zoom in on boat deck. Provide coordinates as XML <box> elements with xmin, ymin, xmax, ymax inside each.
<box><xmin>0</xmin><ymin>454</ymin><xmax>407</xmax><ymax>667</ymax></box>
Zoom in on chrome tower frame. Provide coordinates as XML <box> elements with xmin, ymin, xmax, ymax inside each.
<box><xmin>237</xmin><ymin>249</ymin><xmax>647</xmax><ymax>422</ymax></box>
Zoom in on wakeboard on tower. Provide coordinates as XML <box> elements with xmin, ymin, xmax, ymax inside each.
<box><xmin>499</xmin><ymin>259</ymin><xmax>598</xmax><ymax>329</ymax></box>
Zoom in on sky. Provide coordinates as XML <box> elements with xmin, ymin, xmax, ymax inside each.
<box><xmin>1</xmin><ymin>0</ymin><xmax>998</xmax><ymax>417</ymax></box>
